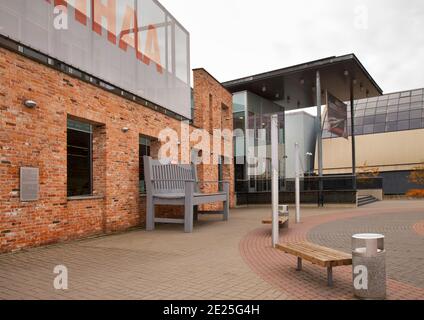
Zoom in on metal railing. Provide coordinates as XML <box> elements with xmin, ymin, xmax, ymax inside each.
<box><xmin>235</xmin><ymin>175</ymin><xmax>383</xmax><ymax>193</ymax></box>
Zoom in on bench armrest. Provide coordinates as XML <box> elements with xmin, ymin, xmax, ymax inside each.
<box><xmin>197</xmin><ymin>181</ymin><xmax>230</xmax><ymax>184</ymax></box>
<box><xmin>197</xmin><ymin>181</ymin><xmax>230</xmax><ymax>195</ymax></box>
<box><xmin>152</xmin><ymin>179</ymin><xmax>195</xmax><ymax>182</ymax></box>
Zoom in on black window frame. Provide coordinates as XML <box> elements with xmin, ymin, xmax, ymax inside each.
<box><xmin>67</xmin><ymin>119</ymin><xmax>93</xmax><ymax>197</ymax></box>
<box><xmin>139</xmin><ymin>136</ymin><xmax>152</xmax><ymax>194</ymax></box>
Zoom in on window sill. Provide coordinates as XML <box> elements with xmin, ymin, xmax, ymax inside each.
<box><xmin>67</xmin><ymin>195</ymin><xmax>104</xmax><ymax>201</ymax></box>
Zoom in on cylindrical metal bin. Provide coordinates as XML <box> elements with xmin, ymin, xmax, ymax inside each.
<box><xmin>279</xmin><ymin>205</ymin><xmax>289</xmax><ymax>228</ymax></box>
<box><xmin>279</xmin><ymin>205</ymin><xmax>289</xmax><ymax>217</ymax></box>
<box><xmin>352</xmin><ymin>233</ymin><xmax>386</xmax><ymax>300</ymax></box>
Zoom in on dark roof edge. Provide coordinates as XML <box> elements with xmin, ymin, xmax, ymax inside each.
<box><xmin>349</xmin><ymin>53</ymin><xmax>383</xmax><ymax>95</ymax></box>
<box><xmin>221</xmin><ymin>56</ymin><xmax>336</xmax><ymax>86</ymax></box>
<box><xmin>222</xmin><ymin>54</ymin><xmax>383</xmax><ymax>95</ymax></box>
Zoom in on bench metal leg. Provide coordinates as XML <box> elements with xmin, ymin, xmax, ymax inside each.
<box><xmin>296</xmin><ymin>258</ymin><xmax>303</xmax><ymax>271</ymax></box>
<box><xmin>223</xmin><ymin>183</ymin><xmax>230</xmax><ymax>221</ymax></box>
<box><xmin>146</xmin><ymin>196</ymin><xmax>155</xmax><ymax>231</ymax></box>
<box><xmin>223</xmin><ymin>200</ymin><xmax>229</xmax><ymax>221</ymax></box>
<box><xmin>184</xmin><ymin>205</ymin><xmax>194</xmax><ymax>233</ymax></box>
<box><xmin>194</xmin><ymin>206</ymin><xmax>199</xmax><ymax>222</ymax></box>
<box><xmin>327</xmin><ymin>266</ymin><xmax>333</xmax><ymax>287</ymax></box>
<box><xmin>184</xmin><ymin>182</ymin><xmax>194</xmax><ymax>233</ymax></box>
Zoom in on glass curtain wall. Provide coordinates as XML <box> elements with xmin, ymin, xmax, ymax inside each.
<box><xmin>323</xmin><ymin>88</ymin><xmax>424</xmax><ymax>139</ymax></box>
<box><xmin>233</xmin><ymin>91</ymin><xmax>286</xmax><ymax>193</ymax></box>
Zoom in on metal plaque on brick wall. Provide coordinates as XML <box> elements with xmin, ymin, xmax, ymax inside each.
<box><xmin>20</xmin><ymin>167</ymin><xmax>39</xmax><ymax>202</ymax></box>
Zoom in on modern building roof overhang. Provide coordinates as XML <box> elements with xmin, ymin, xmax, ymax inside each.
<box><xmin>222</xmin><ymin>54</ymin><xmax>383</xmax><ymax>111</ymax></box>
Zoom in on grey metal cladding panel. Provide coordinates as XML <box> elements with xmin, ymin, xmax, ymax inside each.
<box><xmin>118</xmin><ymin>46</ymin><xmax>136</xmax><ymax>93</ymax></box>
<box><xmin>21</xmin><ymin>1</ymin><xmax>50</xmax><ymax>52</ymax></box>
<box><xmin>0</xmin><ymin>1</ymin><xmax>23</xmax><ymax>42</ymax></box>
<box><xmin>0</xmin><ymin>0</ymin><xmax>192</xmax><ymax>119</ymax></box>
<box><xmin>20</xmin><ymin>167</ymin><xmax>39</xmax><ymax>202</ymax></box>
<box><xmin>63</xmin><ymin>13</ymin><xmax>93</xmax><ymax>73</ymax></box>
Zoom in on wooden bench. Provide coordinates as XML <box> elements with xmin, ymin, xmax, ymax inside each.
<box><xmin>262</xmin><ymin>217</ymin><xmax>289</xmax><ymax>227</ymax></box>
<box><xmin>276</xmin><ymin>242</ymin><xmax>352</xmax><ymax>286</ymax></box>
<box><xmin>144</xmin><ymin>156</ymin><xmax>230</xmax><ymax>233</ymax></box>
<box><xmin>262</xmin><ymin>205</ymin><xmax>289</xmax><ymax>228</ymax></box>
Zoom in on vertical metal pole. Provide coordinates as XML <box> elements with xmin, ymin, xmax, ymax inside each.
<box><xmin>316</xmin><ymin>70</ymin><xmax>324</xmax><ymax>206</ymax></box>
<box><xmin>350</xmin><ymin>79</ymin><xmax>357</xmax><ymax>190</ymax></box>
<box><xmin>295</xmin><ymin>143</ymin><xmax>301</xmax><ymax>223</ymax></box>
<box><xmin>244</xmin><ymin>94</ymin><xmax>249</xmax><ymax>194</ymax></box>
<box><xmin>271</xmin><ymin>114</ymin><xmax>279</xmax><ymax>248</ymax></box>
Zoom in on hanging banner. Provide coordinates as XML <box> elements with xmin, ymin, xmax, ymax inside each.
<box><xmin>326</xmin><ymin>91</ymin><xmax>349</xmax><ymax>139</ymax></box>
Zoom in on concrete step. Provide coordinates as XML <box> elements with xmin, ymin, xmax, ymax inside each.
<box><xmin>358</xmin><ymin>195</ymin><xmax>379</xmax><ymax>207</ymax></box>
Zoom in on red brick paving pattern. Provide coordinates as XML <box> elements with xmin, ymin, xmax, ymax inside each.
<box><xmin>239</xmin><ymin>208</ymin><xmax>424</xmax><ymax>300</ymax></box>
<box><xmin>413</xmin><ymin>221</ymin><xmax>424</xmax><ymax>236</ymax></box>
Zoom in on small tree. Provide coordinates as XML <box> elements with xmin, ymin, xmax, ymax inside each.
<box><xmin>408</xmin><ymin>163</ymin><xmax>424</xmax><ymax>186</ymax></box>
<box><xmin>406</xmin><ymin>163</ymin><xmax>424</xmax><ymax>198</ymax></box>
<box><xmin>357</xmin><ymin>161</ymin><xmax>380</xmax><ymax>178</ymax></box>
<box><xmin>357</xmin><ymin>161</ymin><xmax>380</xmax><ymax>188</ymax></box>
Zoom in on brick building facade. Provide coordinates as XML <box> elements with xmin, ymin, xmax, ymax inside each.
<box><xmin>0</xmin><ymin>47</ymin><xmax>234</xmax><ymax>253</ymax></box>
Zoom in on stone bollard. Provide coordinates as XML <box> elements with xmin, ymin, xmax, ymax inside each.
<box><xmin>352</xmin><ymin>234</ymin><xmax>387</xmax><ymax>300</ymax></box>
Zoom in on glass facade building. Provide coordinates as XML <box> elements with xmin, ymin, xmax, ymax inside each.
<box><xmin>233</xmin><ymin>91</ymin><xmax>286</xmax><ymax>193</ymax></box>
<box><xmin>323</xmin><ymin>88</ymin><xmax>424</xmax><ymax>139</ymax></box>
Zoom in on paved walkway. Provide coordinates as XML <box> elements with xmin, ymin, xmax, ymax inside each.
<box><xmin>308</xmin><ymin>211</ymin><xmax>424</xmax><ymax>289</ymax></box>
<box><xmin>240</xmin><ymin>201</ymin><xmax>424</xmax><ymax>300</ymax></box>
<box><xmin>0</xmin><ymin>200</ymin><xmax>423</xmax><ymax>300</ymax></box>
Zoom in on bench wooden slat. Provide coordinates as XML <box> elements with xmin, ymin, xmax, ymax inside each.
<box><xmin>276</xmin><ymin>242</ymin><xmax>352</xmax><ymax>267</ymax></box>
<box><xmin>262</xmin><ymin>217</ymin><xmax>289</xmax><ymax>225</ymax></box>
<box><xmin>276</xmin><ymin>241</ymin><xmax>352</xmax><ymax>287</ymax></box>
<box><xmin>285</xmin><ymin>243</ymin><xmax>350</xmax><ymax>262</ymax></box>
<box><xmin>278</xmin><ymin>243</ymin><xmax>351</xmax><ymax>265</ymax></box>
<box><xmin>277</xmin><ymin>245</ymin><xmax>329</xmax><ymax>267</ymax></box>
<box><xmin>280</xmin><ymin>242</ymin><xmax>350</xmax><ymax>259</ymax></box>
<box><xmin>301</xmin><ymin>243</ymin><xmax>351</xmax><ymax>262</ymax></box>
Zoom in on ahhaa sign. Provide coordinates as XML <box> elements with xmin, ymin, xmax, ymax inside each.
<box><xmin>0</xmin><ymin>0</ymin><xmax>191</xmax><ymax>119</ymax></box>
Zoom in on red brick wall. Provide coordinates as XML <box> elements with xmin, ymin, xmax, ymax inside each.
<box><xmin>193</xmin><ymin>69</ymin><xmax>235</xmax><ymax>209</ymax></box>
<box><xmin>0</xmin><ymin>48</ymin><xmax>234</xmax><ymax>253</ymax></box>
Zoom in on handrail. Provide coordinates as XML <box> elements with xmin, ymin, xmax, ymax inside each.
<box><xmin>152</xmin><ymin>179</ymin><xmax>195</xmax><ymax>182</ymax></box>
<box><xmin>198</xmin><ymin>181</ymin><xmax>230</xmax><ymax>184</ymax></box>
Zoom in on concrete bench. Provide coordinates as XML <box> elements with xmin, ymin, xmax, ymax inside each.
<box><xmin>276</xmin><ymin>242</ymin><xmax>352</xmax><ymax>286</ymax></box>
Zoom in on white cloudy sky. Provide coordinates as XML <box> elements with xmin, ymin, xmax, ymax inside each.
<box><xmin>161</xmin><ymin>0</ymin><xmax>424</xmax><ymax>94</ymax></box>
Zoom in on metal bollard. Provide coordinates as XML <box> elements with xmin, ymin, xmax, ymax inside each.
<box><xmin>279</xmin><ymin>205</ymin><xmax>289</xmax><ymax>216</ymax></box>
<box><xmin>279</xmin><ymin>205</ymin><xmax>289</xmax><ymax>228</ymax></box>
<box><xmin>352</xmin><ymin>233</ymin><xmax>386</xmax><ymax>300</ymax></box>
